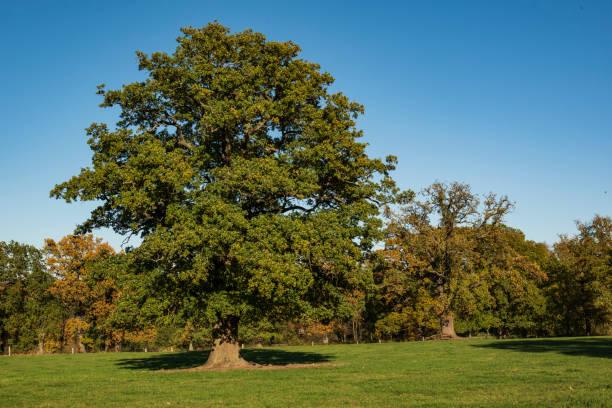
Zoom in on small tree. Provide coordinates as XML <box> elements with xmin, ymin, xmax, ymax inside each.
<box><xmin>51</xmin><ymin>23</ymin><xmax>399</xmax><ymax>368</ymax></box>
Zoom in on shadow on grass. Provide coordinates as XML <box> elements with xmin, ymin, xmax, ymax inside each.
<box><xmin>473</xmin><ymin>337</ymin><xmax>612</xmax><ymax>359</ymax></box>
<box><xmin>115</xmin><ymin>348</ymin><xmax>334</xmax><ymax>371</ymax></box>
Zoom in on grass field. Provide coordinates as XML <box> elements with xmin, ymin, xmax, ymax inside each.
<box><xmin>1</xmin><ymin>337</ymin><xmax>610</xmax><ymax>407</ymax></box>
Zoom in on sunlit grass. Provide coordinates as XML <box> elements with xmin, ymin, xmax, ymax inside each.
<box><xmin>1</xmin><ymin>337</ymin><xmax>610</xmax><ymax>407</ymax></box>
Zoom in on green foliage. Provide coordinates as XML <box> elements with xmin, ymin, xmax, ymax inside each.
<box><xmin>50</xmin><ymin>23</ymin><xmax>400</xmax><ymax>338</ymax></box>
<box><xmin>457</xmin><ymin>227</ymin><xmax>549</xmax><ymax>337</ymax></box>
<box><xmin>0</xmin><ymin>242</ymin><xmax>61</xmax><ymax>353</ymax></box>
<box><xmin>546</xmin><ymin>215</ymin><xmax>612</xmax><ymax>336</ymax></box>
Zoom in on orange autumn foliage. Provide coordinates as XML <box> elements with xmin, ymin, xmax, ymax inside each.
<box><xmin>45</xmin><ymin>234</ymin><xmax>115</xmax><ymax>310</ymax></box>
<box><xmin>44</xmin><ymin>234</ymin><xmax>116</xmax><ymax>349</ymax></box>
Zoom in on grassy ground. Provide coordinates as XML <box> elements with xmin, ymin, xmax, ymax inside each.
<box><xmin>0</xmin><ymin>337</ymin><xmax>610</xmax><ymax>407</ymax></box>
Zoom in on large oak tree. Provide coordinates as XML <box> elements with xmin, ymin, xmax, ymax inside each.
<box><xmin>381</xmin><ymin>182</ymin><xmax>513</xmax><ymax>338</ymax></box>
<box><xmin>52</xmin><ymin>23</ymin><xmax>399</xmax><ymax>367</ymax></box>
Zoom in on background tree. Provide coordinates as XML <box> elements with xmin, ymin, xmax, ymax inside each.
<box><xmin>381</xmin><ymin>182</ymin><xmax>512</xmax><ymax>338</ymax></box>
<box><xmin>85</xmin><ymin>252</ymin><xmax>130</xmax><ymax>351</ymax></box>
<box><xmin>547</xmin><ymin>215</ymin><xmax>612</xmax><ymax>336</ymax></box>
<box><xmin>0</xmin><ymin>241</ymin><xmax>60</xmax><ymax>354</ymax></box>
<box><xmin>457</xmin><ymin>226</ymin><xmax>548</xmax><ymax>338</ymax></box>
<box><xmin>371</xmin><ymin>253</ymin><xmax>439</xmax><ymax>341</ymax></box>
<box><xmin>50</xmin><ymin>23</ymin><xmax>400</xmax><ymax>368</ymax></box>
<box><xmin>44</xmin><ymin>234</ymin><xmax>115</xmax><ymax>352</ymax></box>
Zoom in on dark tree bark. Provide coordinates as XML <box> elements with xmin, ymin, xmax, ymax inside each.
<box><xmin>585</xmin><ymin>318</ymin><xmax>592</xmax><ymax>336</ymax></box>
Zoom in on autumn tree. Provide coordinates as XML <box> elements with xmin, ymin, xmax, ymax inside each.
<box><xmin>44</xmin><ymin>234</ymin><xmax>115</xmax><ymax>352</ymax></box>
<box><xmin>51</xmin><ymin>23</ymin><xmax>400</xmax><ymax>368</ymax></box>
<box><xmin>381</xmin><ymin>182</ymin><xmax>513</xmax><ymax>338</ymax></box>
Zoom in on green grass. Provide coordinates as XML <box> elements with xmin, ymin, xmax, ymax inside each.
<box><xmin>1</xmin><ymin>337</ymin><xmax>610</xmax><ymax>407</ymax></box>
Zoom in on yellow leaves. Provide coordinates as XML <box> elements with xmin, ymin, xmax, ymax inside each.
<box><xmin>44</xmin><ymin>234</ymin><xmax>115</xmax><ymax>280</ymax></box>
<box><xmin>50</xmin><ymin>275</ymin><xmax>90</xmax><ymax>306</ymax></box>
<box><xmin>64</xmin><ymin>317</ymin><xmax>90</xmax><ymax>343</ymax></box>
<box><xmin>124</xmin><ymin>328</ymin><xmax>157</xmax><ymax>344</ymax></box>
<box><xmin>45</xmin><ymin>234</ymin><xmax>114</xmax><ymax>298</ymax></box>
<box><xmin>43</xmin><ymin>339</ymin><xmax>62</xmax><ymax>354</ymax></box>
<box><xmin>304</xmin><ymin>321</ymin><xmax>335</xmax><ymax>337</ymax></box>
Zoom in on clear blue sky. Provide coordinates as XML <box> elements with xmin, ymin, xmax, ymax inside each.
<box><xmin>1</xmin><ymin>0</ymin><xmax>611</xmax><ymax>250</ymax></box>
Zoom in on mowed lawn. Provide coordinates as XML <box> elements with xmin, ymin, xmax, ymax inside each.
<box><xmin>0</xmin><ymin>337</ymin><xmax>610</xmax><ymax>407</ymax></box>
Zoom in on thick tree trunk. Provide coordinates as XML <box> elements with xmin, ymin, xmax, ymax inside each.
<box><xmin>38</xmin><ymin>338</ymin><xmax>44</xmax><ymax>355</ymax></box>
<box><xmin>201</xmin><ymin>316</ymin><xmax>251</xmax><ymax>369</ymax></box>
<box><xmin>189</xmin><ymin>340</ymin><xmax>194</xmax><ymax>351</ymax></box>
<box><xmin>440</xmin><ymin>311</ymin><xmax>460</xmax><ymax>339</ymax></box>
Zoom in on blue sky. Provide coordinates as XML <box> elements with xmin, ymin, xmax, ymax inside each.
<box><xmin>1</xmin><ymin>0</ymin><xmax>611</xmax><ymax>250</ymax></box>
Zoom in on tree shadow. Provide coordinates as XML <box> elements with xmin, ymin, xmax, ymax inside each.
<box><xmin>115</xmin><ymin>348</ymin><xmax>334</xmax><ymax>371</ymax></box>
<box><xmin>240</xmin><ymin>348</ymin><xmax>333</xmax><ymax>365</ymax></box>
<box><xmin>473</xmin><ymin>337</ymin><xmax>612</xmax><ymax>359</ymax></box>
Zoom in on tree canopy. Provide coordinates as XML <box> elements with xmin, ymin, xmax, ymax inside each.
<box><xmin>380</xmin><ymin>182</ymin><xmax>517</xmax><ymax>338</ymax></box>
<box><xmin>548</xmin><ymin>215</ymin><xmax>612</xmax><ymax>335</ymax></box>
<box><xmin>50</xmin><ymin>23</ymin><xmax>400</xmax><ymax>367</ymax></box>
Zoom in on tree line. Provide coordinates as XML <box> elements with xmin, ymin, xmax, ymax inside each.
<box><xmin>1</xmin><ymin>23</ymin><xmax>610</xmax><ymax>366</ymax></box>
<box><xmin>2</xmin><ymin>184</ymin><xmax>610</xmax><ymax>354</ymax></box>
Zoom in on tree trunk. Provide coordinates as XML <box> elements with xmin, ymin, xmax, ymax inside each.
<box><xmin>201</xmin><ymin>316</ymin><xmax>251</xmax><ymax>369</ymax></box>
<box><xmin>189</xmin><ymin>340</ymin><xmax>194</xmax><ymax>351</ymax></box>
<box><xmin>440</xmin><ymin>311</ymin><xmax>459</xmax><ymax>339</ymax></box>
<box><xmin>77</xmin><ymin>332</ymin><xmax>86</xmax><ymax>353</ymax></box>
<box><xmin>585</xmin><ymin>318</ymin><xmax>592</xmax><ymax>336</ymax></box>
<box><xmin>437</xmin><ymin>281</ymin><xmax>459</xmax><ymax>339</ymax></box>
<box><xmin>38</xmin><ymin>338</ymin><xmax>44</xmax><ymax>355</ymax></box>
